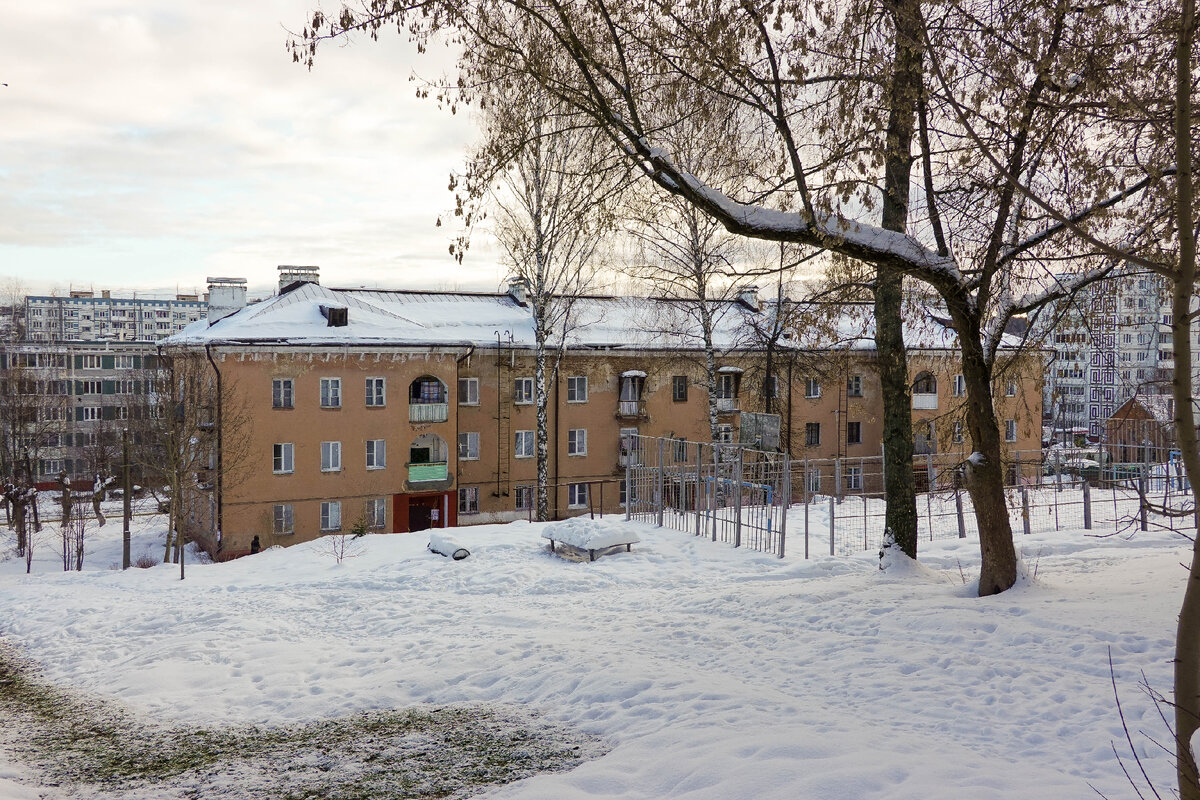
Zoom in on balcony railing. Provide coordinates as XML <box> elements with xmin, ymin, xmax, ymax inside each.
<box><xmin>407</xmin><ymin>462</ymin><xmax>448</xmax><ymax>482</ymax></box>
<box><xmin>409</xmin><ymin>402</ymin><xmax>449</xmax><ymax>423</ymax></box>
<box><xmin>617</xmin><ymin>399</ymin><xmax>647</xmax><ymax>419</ymax></box>
<box><xmin>715</xmin><ymin>396</ymin><xmax>740</xmax><ymax>413</ymax></box>
<box><xmin>912</xmin><ymin>393</ymin><xmax>938</xmax><ymax>410</ymax></box>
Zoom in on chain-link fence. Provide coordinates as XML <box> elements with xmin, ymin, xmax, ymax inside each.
<box><xmin>624</xmin><ymin>436</ymin><xmax>792</xmax><ymax>557</ymax></box>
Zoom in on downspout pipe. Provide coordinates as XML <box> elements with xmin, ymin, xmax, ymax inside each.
<box><xmin>203</xmin><ymin>343</ymin><xmax>223</xmax><ymax>548</ymax></box>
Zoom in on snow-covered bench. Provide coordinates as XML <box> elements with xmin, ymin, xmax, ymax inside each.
<box><xmin>541</xmin><ymin>518</ymin><xmax>640</xmax><ymax>562</ymax></box>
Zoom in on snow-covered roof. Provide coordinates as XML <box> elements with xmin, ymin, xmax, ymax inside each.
<box><xmin>163</xmin><ymin>283</ymin><xmax>1022</xmax><ymax>353</ymax></box>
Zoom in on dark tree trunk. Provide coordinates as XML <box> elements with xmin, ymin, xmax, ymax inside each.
<box><xmin>952</xmin><ymin>305</ymin><xmax>1017</xmax><ymax>596</ymax></box>
<box><xmin>875</xmin><ymin>0</ymin><xmax>924</xmax><ymax>558</ymax></box>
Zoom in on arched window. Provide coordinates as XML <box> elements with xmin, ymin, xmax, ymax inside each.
<box><xmin>409</xmin><ymin>376</ymin><xmax>448</xmax><ymax>423</ymax></box>
<box><xmin>913</xmin><ymin>371</ymin><xmax>937</xmax><ymax>394</ymax></box>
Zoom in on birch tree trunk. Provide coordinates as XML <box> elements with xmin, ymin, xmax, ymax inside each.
<box><xmin>534</xmin><ymin>306</ymin><xmax>551</xmax><ymax>522</ymax></box>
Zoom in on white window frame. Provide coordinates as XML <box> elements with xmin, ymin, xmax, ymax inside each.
<box><xmin>273</xmin><ymin>504</ymin><xmax>294</xmax><ymax>535</ymax></box>
<box><xmin>321</xmin><ymin>441</ymin><xmax>342</xmax><ymax>472</ymax></box>
<box><xmin>81</xmin><ymin>406</ymin><xmax>102</xmax><ymax>421</ymax></box>
<box><xmin>320</xmin><ymin>501</ymin><xmax>342</xmax><ymax>532</ymax></box>
<box><xmin>458</xmin><ymin>432</ymin><xmax>480</xmax><ymax>460</ymax></box>
<box><xmin>716</xmin><ymin>424</ymin><xmax>734</xmax><ymax>444</ymax></box>
<box><xmin>567</xmin><ymin>483</ymin><xmax>589</xmax><ymax>509</ymax></box>
<box><xmin>273</xmin><ymin>443</ymin><xmax>294</xmax><ymax>474</ymax></box>
<box><xmin>458</xmin><ymin>377</ymin><xmax>480</xmax><ymax>406</ymax></box>
<box><xmin>366</xmin><ymin>439</ymin><xmax>386</xmax><ymax>470</ymax></box>
<box><xmin>365</xmin><ymin>377</ymin><xmax>386</xmax><ymax>407</ymax></box>
<box><xmin>846</xmin><ymin>466</ymin><xmax>863</xmax><ymax>490</ymax></box>
<box><xmin>367</xmin><ymin>498</ymin><xmax>386</xmax><ymax>529</ymax></box>
<box><xmin>515</xmin><ymin>430</ymin><xmax>534</xmax><ymax>458</ymax></box>
<box><xmin>566</xmin><ymin>376</ymin><xmax>588</xmax><ymax>403</ymax></box>
<box><xmin>515</xmin><ymin>485</ymin><xmax>534</xmax><ymax>511</ymax></box>
<box><xmin>320</xmin><ymin>377</ymin><xmax>341</xmax><ymax>409</ymax></box>
<box><xmin>272</xmin><ymin>378</ymin><xmax>294</xmax><ymax>409</ymax></box>
<box><xmin>458</xmin><ymin>486</ymin><xmax>480</xmax><ymax>514</ymax></box>
<box><xmin>514</xmin><ymin>377</ymin><xmax>534</xmax><ymax>404</ymax></box>
<box><xmin>1005</xmin><ymin>419</ymin><xmax>1017</xmax><ymax>443</ymax></box>
<box><xmin>953</xmin><ymin>421</ymin><xmax>964</xmax><ymax>443</ymax></box>
<box><xmin>953</xmin><ymin>374</ymin><xmax>966</xmax><ymax>397</ymax></box>
<box><xmin>81</xmin><ymin>354</ymin><xmax>101</xmax><ymax>369</ymax></box>
<box><xmin>846</xmin><ymin>375</ymin><xmax>863</xmax><ymax>397</ymax></box>
<box><xmin>806</xmin><ymin>468</ymin><xmax>822</xmax><ymax>494</ymax></box>
<box><xmin>567</xmin><ymin>428</ymin><xmax>587</xmax><ymax>456</ymax></box>
<box><xmin>1005</xmin><ymin>381</ymin><xmax>1018</xmax><ymax>397</ymax></box>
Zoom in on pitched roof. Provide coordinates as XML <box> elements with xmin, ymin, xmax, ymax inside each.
<box><xmin>163</xmin><ymin>283</ymin><xmax>1020</xmax><ymax>353</ymax></box>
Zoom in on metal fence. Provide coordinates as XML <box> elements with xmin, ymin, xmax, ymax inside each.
<box><xmin>625</xmin><ymin>436</ymin><xmax>792</xmax><ymax>557</ymax></box>
<box><xmin>627</xmin><ymin>439</ymin><xmax>1196</xmax><ymax>559</ymax></box>
<box><xmin>794</xmin><ymin>447</ymin><xmax>1197</xmax><ymax>556</ymax></box>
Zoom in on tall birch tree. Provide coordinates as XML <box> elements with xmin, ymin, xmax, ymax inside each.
<box><xmin>481</xmin><ymin>86</ymin><xmax>621</xmax><ymax>521</ymax></box>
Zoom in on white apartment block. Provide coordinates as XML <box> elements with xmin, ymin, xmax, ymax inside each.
<box><xmin>23</xmin><ymin>290</ymin><xmax>205</xmax><ymax>343</ymax></box>
<box><xmin>1044</xmin><ymin>274</ymin><xmax>1198</xmax><ymax>441</ymax></box>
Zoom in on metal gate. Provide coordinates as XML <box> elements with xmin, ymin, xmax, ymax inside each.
<box><xmin>624</xmin><ymin>435</ymin><xmax>791</xmax><ymax>557</ymax></box>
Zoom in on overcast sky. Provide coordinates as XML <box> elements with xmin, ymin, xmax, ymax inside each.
<box><xmin>0</xmin><ymin>0</ymin><xmax>510</xmax><ymax>300</ymax></box>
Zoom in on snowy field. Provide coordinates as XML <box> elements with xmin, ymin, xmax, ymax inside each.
<box><xmin>0</xmin><ymin>507</ymin><xmax>1189</xmax><ymax>798</ymax></box>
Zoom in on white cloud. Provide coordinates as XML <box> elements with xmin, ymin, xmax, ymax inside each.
<box><xmin>0</xmin><ymin>0</ymin><xmax>491</xmax><ymax>296</ymax></box>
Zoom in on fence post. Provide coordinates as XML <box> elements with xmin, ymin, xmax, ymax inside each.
<box><xmin>779</xmin><ymin>453</ymin><xmax>790</xmax><ymax>559</ymax></box>
<box><xmin>705</xmin><ymin>443</ymin><xmax>715</xmax><ymax>544</ymax></box>
<box><xmin>656</xmin><ymin>437</ymin><xmax>665</xmax><ymax>528</ymax></box>
<box><xmin>1082</xmin><ymin>479</ymin><xmax>1092</xmax><ymax>530</ymax></box>
<box><xmin>804</xmin><ymin>457</ymin><xmax>810</xmax><ymax>559</ymax></box>
<box><xmin>835</xmin><ymin>457</ymin><xmax>842</xmax><ymax>503</ymax></box>
<box><xmin>1021</xmin><ymin>486</ymin><xmax>1031</xmax><ymax>536</ymax></box>
<box><xmin>625</xmin><ymin>437</ymin><xmax>633</xmax><ymax>522</ymax></box>
<box><xmin>1140</xmin><ymin>460</ymin><xmax>1149</xmax><ymax>532</ymax></box>
<box><xmin>829</xmin><ymin>496</ymin><xmax>835</xmax><ymax>556</ymax></box>
<box><xmin>1054</xmin><ymin>449</ymin><xmax>1062</xmax><ymax>493</ymax></box>
<box><xmin>694</xmin><ymin>442</ymin><xmax>703</xmax><ymax>537</ymax></box>
<box><xmin>733</xmin><ymin>447</ymin><xmax>743</xmax><ymax>548</ymax></box>
<box><xmin>926</xmin><ymin>452</ymin><xmax>936</xmax><ymax>492</ymax></box>
<box><xmin>955</xmin><ymin>491</ymin><xmax>966</xmax><ymax>538</ymax></box>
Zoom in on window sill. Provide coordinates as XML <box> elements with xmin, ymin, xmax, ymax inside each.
<box><xmin>273</xmin><ymin>471</ymin><xmax>293</xmax><ymax>476</ymax></box>
<box><xmin>366</xmin><ymin>465</ymin><xmax>386</xmax><ymax>471</ymax></box>
<box><xmin>320</xmin><ymin>468</ymin><xmax>342</xmax><ymax>473</ymax></box>
<box><xmin>568</xmin><ymin>452</ymin><xmax>587</xmax><ymax>457</ymax></box>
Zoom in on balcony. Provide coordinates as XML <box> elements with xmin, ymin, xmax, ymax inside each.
<box><xmin>409</xmin><ymin>402</ymin><xmax>449</xmax><ymax>423</ymax></box>
<box><xmin>616</xmin><ymin>399</ymin><xmax>648</xmax><ymax>419</ymax></box>
<box><xmin>407</xmin><ymin>461</ymin><xmax>449</xmax><ymax>483</ymax></box>
<box><xmin>912</xmin><ymin>393</ymin><xmax>938</xmax><ymax>410</ymax></box>
<box><xmin>715</xmin><ymin>396</ymin><xmax>740</xmax><ymax>413</ymax></box>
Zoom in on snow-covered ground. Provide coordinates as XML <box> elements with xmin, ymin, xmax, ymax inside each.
<box><xmin>0</xmin><ymin>508</ymin><xmax>1187</xmax><ymax>798</ymax></box>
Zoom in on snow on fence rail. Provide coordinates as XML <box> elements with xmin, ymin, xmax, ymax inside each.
<box><xmin>626</xmin><ymin>438</ymin><xmax>1195</xmax><ymax>559</ymax></box>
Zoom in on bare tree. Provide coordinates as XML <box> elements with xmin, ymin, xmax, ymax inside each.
<box><xmin>479</xmin><ymin>84</ymin><xmax>623</xmax><ymax>521</ymax></box>
<box><xmin>130</xmin><ymin>350</ymin><xmax>250</xmax><ymax>567</ymax></box>
<box><xmin>293</xmin><ymin>0</ymin><xmax>1149</xmax><ymax>595</ymax></box>
<box><xmin>622</xmin><ymin>191</ymin><xmax>747</xmax><ymax>442</ymax></box>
